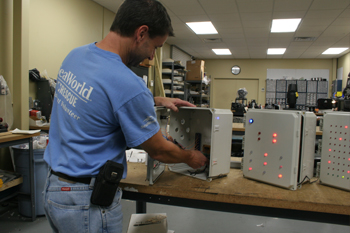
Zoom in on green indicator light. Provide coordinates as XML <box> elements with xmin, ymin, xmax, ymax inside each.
<box><xmin>342</xmin><ymin>176</ymin><xmax>345</xmax><ymax>178</ymax></box>
<box><xmin>332</xmin><ymin>174</ymin><xmax>334</xmax><ymax>176</ymax></box>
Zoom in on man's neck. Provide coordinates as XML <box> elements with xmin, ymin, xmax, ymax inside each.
<box><xmin>95</xmin><ymin>32</ymin><xmax>133</xmax><ymax>65</ymax></box>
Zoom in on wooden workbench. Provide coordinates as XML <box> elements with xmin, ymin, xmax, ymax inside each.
<box><xmin>120</xmin><ymin>163</ymin><xmax>350</xmax><ymax>225</ymax></box>
<box><xmin>0</xmin><ymin>131</ymin><xmax>40</xmax><ymax>143</ymax></box>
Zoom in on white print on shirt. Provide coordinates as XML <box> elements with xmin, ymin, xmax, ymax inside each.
<box><xmin>56</xmin><ymin>97</ymin><xmax>80</xmax><ymax>120</ymax></box>
<box><xmin>57</xmin><ymin>69</ymin><xmax>94</xmax><ymax>104</ymax></box>
<box><xmin>56</xmin><ymin>68</ymin><xmax>94</xmax><ymax>120</ymax></box>
<box><xmin>141</xmin><ymin>116</ymin><xmax>157</xmax><ymax>129</ymax></box>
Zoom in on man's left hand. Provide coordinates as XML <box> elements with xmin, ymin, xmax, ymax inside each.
<box><xmin>154</xmin><ymin>97</ymin><xmax>195</xmax><ymax>112</ymax></box>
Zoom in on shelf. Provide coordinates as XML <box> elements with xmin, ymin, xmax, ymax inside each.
<box><xmin>191</xmin><ymin>94</ymin><xmax>209</xmax><ymax>98</ymax></box>
<box><xmin>162</xmin><ymin>62</ymin><xmax>185</xmax><ymax>70</ymax></box>
<box><xmin>186</xmin><ymin>80</ymin><xmax>205</xmax><ymax>84</ymax></box>
<box><xmin>162</xmin><ymin>62</ymin><xmax>187</xmax><ymax>100</ymax></box>
<box><xmin>0</xmin><ymin>176</ymin><xmax>23</xmax><ymax>192</ymax></box>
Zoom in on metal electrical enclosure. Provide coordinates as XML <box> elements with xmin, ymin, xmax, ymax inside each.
<box><xmin>319</xmin><ymin>112</ymin><xmax>350</xmax><ymax>191</ymax></box>
<box><xmin>147</xmin><ymin>107</ymin><xmax>233</xmax><ymax>184</ymax></box>
<box><xmin>243</xmin><ymin>109</ymin><xmax>316</xmax><ymax>190</ymax></box>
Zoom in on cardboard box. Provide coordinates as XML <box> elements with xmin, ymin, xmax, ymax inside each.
<box><xmin>127</xmin><ymin>213</ymin><xmax>169</xmax><ymax>233</ymax></box>
<box><xmin>186</xmin><ymin>60</ymin><xmax>205</xmax><ymax>81</ymax></box>
<box><xmin>140</xmin><ymin>58</ymin><xmax>155</xmax><ymax>67</ymax></box>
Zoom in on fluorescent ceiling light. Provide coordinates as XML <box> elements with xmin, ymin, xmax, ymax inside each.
<box><xmin>186</xmin><ymin>21</ymin><xmax>218</xmax><ymax>34</ymax></box>
<box><xmin>267</xmin><ymin>48</ymin><xmax>286</xmax><ymax>55</ymax></box>
<box><xmin>322</xmin><ymin>48</ymin><xmax>349</xmax><ymax>54</ymax></box>
<box><xmin>271</xmin><ymin>19</ymin><xmax>301</xmax><ymax>33</ymax></box>
<box><xmin>212</xmin><ymin>49</ymin><xmax>232</xmax><ymax>55</ymax></box>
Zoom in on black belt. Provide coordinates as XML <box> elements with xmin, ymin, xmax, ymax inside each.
<box><xmin>51</xmin><ymin>170</ymin><xmax>92</xmax><ymax>184</ymax></box>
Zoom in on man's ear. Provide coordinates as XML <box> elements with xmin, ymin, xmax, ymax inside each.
<box><xmin>136</xmin><ymin>25</ymin><xmax>149</xmax><ymax>42</ymax></box>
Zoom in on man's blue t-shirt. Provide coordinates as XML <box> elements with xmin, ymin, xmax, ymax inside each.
<box><xmin>44</xmin><ymin>43</ymin><xmax>160</xmax><ymax>178</ymax></box>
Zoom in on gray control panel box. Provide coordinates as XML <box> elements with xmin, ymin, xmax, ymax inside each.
<box><xmin>146</xmin><ymin>107</ymin><xmax>233</xmax><ymax>184</ymax></box>
<box><xmin>243</xmin><ymin>109</ymin><xmax>316</xmax><ymax>190</ymax></box>
<box><xmin>319</xmin><ymin>111</ymin><xmax>350</xmax><ymax>191</ymax></box>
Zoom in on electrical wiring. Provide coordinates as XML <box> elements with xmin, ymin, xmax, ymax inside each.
<box><xmin>297</xmin><ymin>176</ymin><xmax>319</xmax><ymax>187</ymax></box>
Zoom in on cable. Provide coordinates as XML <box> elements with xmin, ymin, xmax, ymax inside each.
<box><xmin>187</xmin><ymin>165</ymin><xmax>208</xmax><ymax>176</ymax></box>
<box><xmin>297</xmin><ymin>176</ymin><xmax>318</xmax><ymax>186</ymax></box>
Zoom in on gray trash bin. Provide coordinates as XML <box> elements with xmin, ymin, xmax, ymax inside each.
<box><xmin>13</xmin><ymin>146</ymin><xmax>48</xmax><ymax>217</ymax></box>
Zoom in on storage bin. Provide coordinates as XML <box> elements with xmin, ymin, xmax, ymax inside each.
<box><xmin>13</xmin><ymin>146</ymin><xmax>47</xmax><ymax>217</ymax></box>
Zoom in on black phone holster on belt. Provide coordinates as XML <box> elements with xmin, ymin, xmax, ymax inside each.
<box><xmin>90</xmin><ymin>160</ymin><xmax>124</xmax><ymax>207</ymax></box>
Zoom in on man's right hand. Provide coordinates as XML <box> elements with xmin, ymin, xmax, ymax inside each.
<box><xmin>186</xmin><ymin>150</ymin><xmax>208</xmax><ymax>169</ymax></box>
<box><xmin>141</xmin><ymin>130</ymin><xmax>209</xmax><ymax>169</ymax></box>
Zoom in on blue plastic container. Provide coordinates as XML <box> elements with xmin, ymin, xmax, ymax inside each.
<box><xmin>13</xmin><ymin>146</ymin><xmax>48</xmax><ymax>217</ymax></box>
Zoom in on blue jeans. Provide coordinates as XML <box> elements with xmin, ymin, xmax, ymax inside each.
<box><xmin>43</xmin><ymin>170</ymin><xmax>123</xmax><ymax>233</ymax></box>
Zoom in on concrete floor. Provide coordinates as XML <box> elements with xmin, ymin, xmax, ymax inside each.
<box><xmin>0</xmin><ymin>197</ymin><xmax>349</xmax><ymax>233</ymax></box>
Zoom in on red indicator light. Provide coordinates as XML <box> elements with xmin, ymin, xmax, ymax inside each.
<box><xmin>263</xmin><ymin>162</ymin><xmax>267</xmax><ymax>166</ymax></box>
<box><xmin>339</xmin><ymin>138</ymin><xmax>343</xmax><ymax>141</ymax></box>
<box><xmin>345</xmin><ymin>126</ymin><xmax>348</xmax><ymax>129</ymax></box>
<box><xmin>279</xmin><ymin>165</ymin><xmax>283</xmax><ymax>169</ymax></box>
<box><xmin>272</xmin><ymin>139</ymin><xmax>277</xmax><ymax>143</ymax></box>
<box><xmin>328</xmin><ymin>149</ymin><xmax>332</xmax><ymax>152</ymax></box>
<box><xmin>264</xmin><ymin>153</ymin><xmax>268</xmax><ymax>157</ymax></box>
<box><xmin>249</xmin><ymin>167</ymin><xmax>252</xmax><ymax>171</ymax></box>
<box><xmin>273</xmin><ymin>133</ymin><xmax>277</xmax><ymax>137</ymax></box>
<box><xmin>348</xmin><ymin>171</ymin><xmax>350</xmax><ymax>174</ymax></box>
<box><xmin>278</xmin><ymin>174</ymin><xmax>283</xmax><ymax>178</ymax></box>
<box><xmin>328</xmin><ymin>160</ymin><xmax>331</xmax><ymax>164</ymax></box>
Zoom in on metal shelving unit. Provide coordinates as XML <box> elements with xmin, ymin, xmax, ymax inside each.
<box><xmin>162</xmin><ymin>62</ymin><xmax>187</xmax><ymax>100</ymax></box>
<box><xmin>186</xmin><ymin>80</ymin><xmax>210</xmax><ymax>107</ymax></box>
<box><xmin>266</xmin><ymin>79</ymin><xmax>328</xmax><ymax>109</ymax></box>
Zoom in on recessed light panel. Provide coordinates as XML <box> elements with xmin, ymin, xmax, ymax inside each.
<box><xmin>322</xmin><ymin>48</ymin><xmax>349</xmax><ymax>54</ymax></box>
<box><xmin>271</xmin><ymin>19</ymin><xmax>301</xmax><ymax>33</ymax></box>
<box><xmin>267</xmin><ymin>48</ymin><xmax>286</xmax><ymax>55</ymax></box>
<box><xmin>186</xmin><ymin>21</ymin><xmax>218</xmax><ymax>35</ymax></box>
<box><xmin>212</xmin><ymin>49</ymin><xmax>232</xmax><ymax>55</ymax></box>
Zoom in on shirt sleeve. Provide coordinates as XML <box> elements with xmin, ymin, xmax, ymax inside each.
<box><xmin>117</xmin><ymin>91</ymin><xmax>160</xmax><ymax>148</ymax></box>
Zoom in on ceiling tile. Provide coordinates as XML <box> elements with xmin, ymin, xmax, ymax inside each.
<box><xmin>239</xmin><ymin>12</ymin><xmax>272</xmax><ymax>21</ymax></box>
<box><xmin>166</xmin><ymin>3</ymin><xmax>206</xmax><ymax>16</ymax></box>
<box><xmin>241</xmin><ymin>19</ymin><xmax>271</xmax><ymax>28</ymax></box>
<box><xmin>244</xmin><ymin>28</ymin><xmax>270</xmax><ymax>38</ymax></box>
<box><xmin>236</xmin><ymin>0</ymin><xmax>274</xmax><ymax>13</ymax></box>
<box><xmin>288</xmin><ymin>41</ymin><xmax>313</xmax><ymax>48</ymax></box>
<box><xmin>304</xmin><ymin>9</ymin><xmax>343</xmax><ymax>19</ymax></box>
<box><xmin>273</xmin><ymin>0</ymin><xmax>313</xmax><ymax>11</ymax></box>
<box><xmin>160</xmin><ymin>0</ymin><xmax>199</xmax><ymax>7</ymax></box>
<box><xmin>272</xmin><ymin>11</ymin><xmax>307</xmax><ymax>19</ymax></box>
<box><xmin>331</xmin><ymin>17</ymin><xmax>350</xmax><ymax>26</ymax></box>
<box><xmin>199</xmin><ymin>0</ymin><xmax>239</xmax><ymax>14</ymax></box>
<box><xmin>339</xmin><ymin>9</ymin><xmax>350</xmax><ymax>18</ymax></box>
<box><xmin>94</xmin><ymin>0</ymin><xmax>350</xmax><ymax>59</ymax></box>
<box><xmin>209</xmin><ymin>13</ymin><xmax>241</xmax><ymax>22</ymax></box>
<box><xmin>331</xmin><ymin>35</ymin><xmax>350</xmax><ymax>46</ymax></box>
<box><xmin>322</xmin><ymin>25</ymin><xmax>350</xmax><ymax>36</ymax></box>
<box><xmin>177</xmin><ymin>14</ymin><xmax>211</xmax><ymax>22</ymax></box>
<box><xmin>310</xmin><ymin>0</ymin><xmax>350</xmax><ymax>10</ymax></box>
<box><xmin>214</xmin><ymin>21</ymin><xmax>243</xmax><ymax>29</ymax></box>
<box><xmin>300</xmin><ymin>18</ymin><xmax>335</xmax><ymax>27</ymax></box>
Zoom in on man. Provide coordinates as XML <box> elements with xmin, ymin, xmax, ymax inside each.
<box><xmin>43</xmin><ymin>0</ymin><xmax>208</xmax><ymax>232</ymax></box>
